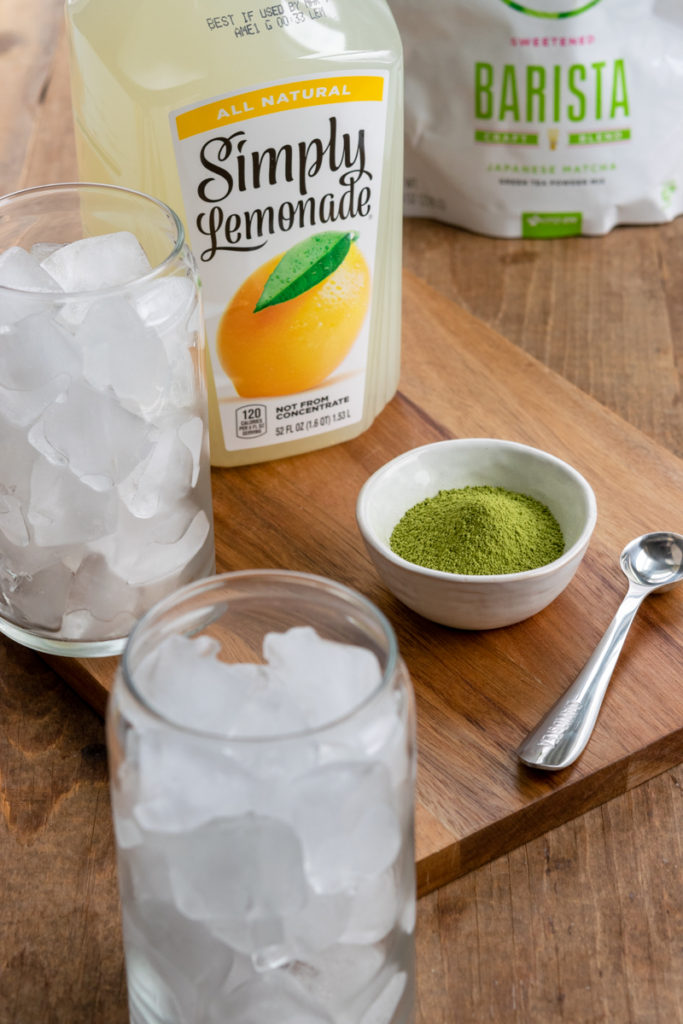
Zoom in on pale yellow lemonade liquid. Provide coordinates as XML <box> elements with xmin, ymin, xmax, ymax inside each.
<box><xmin>66</xmin><ymin>0</ymin><xmax>403</xmax><ymax>466</ymax></box>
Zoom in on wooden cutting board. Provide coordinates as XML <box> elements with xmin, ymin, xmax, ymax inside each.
<box><xmin>48</xmin><ymin>270</ymin><xmax>683</xmax><ymax>898</ymax></box>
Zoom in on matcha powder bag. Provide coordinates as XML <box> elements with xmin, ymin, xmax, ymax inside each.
<box><xmin>389</xmin><ymin>0</ymin><xmax>683</xmax><ymax>237</ymax></box>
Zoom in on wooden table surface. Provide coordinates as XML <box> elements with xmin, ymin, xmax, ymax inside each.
<box><xmin>1</xmin><ymin>3</ymin><xmax>682</xmax><ymax>1022</ymax></box>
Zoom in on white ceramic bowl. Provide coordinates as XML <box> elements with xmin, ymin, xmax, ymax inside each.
<box><xmin>356</xmin><ymin>438</ymin><xmax>597</xmax><ymax>630</ymax></box>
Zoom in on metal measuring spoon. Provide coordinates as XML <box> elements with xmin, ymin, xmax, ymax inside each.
<box><xmin>517</xmin><ymin>531</ymin><xmax>683</xmax><ymax>771</ymax></box>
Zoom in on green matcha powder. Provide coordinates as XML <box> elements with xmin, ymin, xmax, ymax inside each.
<box><xmin>389</xmin><ymin>485</ymin><xmax>564</xmax><ymax>575</ymax></box>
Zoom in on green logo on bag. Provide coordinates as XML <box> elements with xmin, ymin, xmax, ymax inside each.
<box><xmin>522</xmin><ymin>212</ymin><xmax>582</xmax><ymax>238</ymax></box>
<box><xmin>498</xmin><ymin>0</ymin><xmax>602</xmax><ymax>17</ymax></box>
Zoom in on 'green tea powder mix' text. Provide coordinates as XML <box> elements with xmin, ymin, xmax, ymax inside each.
<box><xmin>390</xmin><ymin>485</ymin><xmax>564</xmax><ymax>575</ymax></box>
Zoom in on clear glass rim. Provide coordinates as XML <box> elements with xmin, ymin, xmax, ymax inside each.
<box><xmin>119</xmin><ymin>569</ymin><xmax>401</xmax><ymax>744</ymax></box>
<box><xmin>0</xmin><ymin>181</ymin><xmax>188</xmax><ymax>298</ymax></box>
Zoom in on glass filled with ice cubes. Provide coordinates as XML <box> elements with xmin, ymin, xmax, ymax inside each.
<box><xmin>0</xmin><ymin>182</ymin><xmax>215</xmax><ymax>656</ymax></box>
<box><xmin>107</xmin><ymin>569</ymin><xmax>417</xmax><ymax>1024</ymax></box>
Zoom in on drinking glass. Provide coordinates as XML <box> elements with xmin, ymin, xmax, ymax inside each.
<box><xmin>0</xmin><ymin>182</ymin><xmax>215</xmax><ymax>656</ymax></box>
<box><xmin>107</xmin><ymin>570</ymin><xmax>417</xmax><ymax>1024</ymax></box>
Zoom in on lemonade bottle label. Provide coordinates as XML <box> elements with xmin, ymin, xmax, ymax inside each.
<box><xmin>171</xmin><ymin>72</ymin><xmax>389</xmax><ymax>454</ymax></box>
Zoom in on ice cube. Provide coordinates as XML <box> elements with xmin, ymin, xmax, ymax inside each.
<box><xmin>59</xmin><ymin>607</ymin><xmax>137</xmax><ymax>642</ymax></box>
<box><xmin>131</xmin><ymin>276</ymin><xmax>200</xmax><ymax>407</ymax></box>
<box><xmin>118</xmin><ymin>841</ymin><xmax>176</xmax><ymax>933</ymax></box>
<box><xmin>321</xmin><ymin>690</ymin><xmax>411</xmax><ymax>793</ymax></box>
<box><xmin>121</xmin><ymin>944</ymin><xmax>184</xmax><ymax>1024</ymax></box>
<box><xmin>122</xmin><ymin>899</ymin><xmax>234</xmax><ymax>1021</ymax></box>
<box><xmin>28</xmin><ymin>381</ymin><xmax>153</xmax><ymax>490</ymax></box>
<box><xmin>0</xmin><ymin>374</ymin><xmax>70</xmax><ymax>431</ymax></box>
<box><xmin>132</xmin><ymin>727</ymin><xmax>255</xmax><ymax>833</ymax></box>
<box><xmin>80</xmin><ymin>296</ymin><xmax>170</xmax><ymax>414</ymax></box>
<box><xmin>95</xmin><ymin>496</ymin><xmax>194</xmax><ymax>554</ymax></box>
<box><xmin>228</xmin><ymin>680</ymin><xmax>308</xmax><ymax>739</ymax></box>
<box><xmin>239</xmin><ymin>734</ymin><xmax>318</xmax><ymax>784</ymax></box>
<box><xmin>0</xmin><ymin>533</ymin><xmax>82</xmax><ymax>633</ymax></box>
<box><xmin>0</xmin><ymin>530</ymin><xmax>78</xmax><ymax>579</ymax></box>
<box><xmin>264</xmin><ymin>627</ymin><xmax>382</xmax><ymax>728</ymax></box>
<box><xmin>290</xmin><ymin>888</ymin><xmax>350</xmax><ymax>956</ymax></box>
<box><xmin>0</xmin><ymin>556</ymin><xmax>73</xmax><ymax>631</ymax></box>
<box><xmin>27</xmin><ymin>458</ymin><xmax>117</xmax><ymax>546</ymax></box>
<box><xmin>165</xmin><ymin>341</ymin><xmax>197</xmax><ymax>409</ymax></box>
<box><xmin>164</xmin><ymin>814</ymin><xmax>311</xmax><ymax>965</ymax></box>
<box><xmin>340</xmin><ymin>871</ymin><xmax>398</xmax><ymax>945</ymax></box>
<box><xmin>210</xmin><ymin>951</ymin><xmax>257</xmax><ymax>1001</ymax></box>
<box><xmin>0</xmin><ymin>492</ymin><xmax>29</xmax><ymax>548</ymax></box>
<box><xmin>0</xmin><ymin>246</ymin><xmax>58</xmax><ymax>291</ymax></box>
<box><xmin>206</xmin><ymin>972</ymin><xmax>334</xmax><ymax>1024</ymax></box>
<box><xmin>0</xmin><ymin>309</ymin><xmax>80</xmax><ymax>389</ymax></box>
<box><xmin>40</xmin><ymin>231</ymin><xmax>151</xmax><ymax>291</ymax></box>
<box><xmin>359</xmin><ymin>970</ymin><xmax>407</xmax><ymax>1024</ymax></box>
<box><xmin>129</xmin><ymin>637</ymin><xmax>317</xmax><ymax>773</ymax></box>
<box><xmin>290</xmin><ymin>762</ymin><xmax>401</xmax><ymax>892</ymax></box>
<box><xmin>30</xmin><ymin>242</ymin><xmax>63</xmax><ymax>262</ymax></box>
<box><xmin>0</xmin><ymin>311</ymin><xmax>79</xmax><ymax>427</ymax></box>
<box><xmin>287</xmin><ymin>944</ymin><xmax>385</xmax><ymax>1019</ymax></box>
<box><xmin>118</xmin><ymin>419</ymin><xmax>194</xmax><ymax>519</ymax></box>
<box><xmin>133</xmin><ymin>276</ymin><xmax>196</xmax><ymax>330</ymax></box>
<box><xmin>113</xmin><ymin>811</ymin><xmax>143</xmax><ymax>853</ymax></box>
<box><xmin>211</xmin><ymin>873</ymin><xmax>347</xmax><ymax>965</ymax></box>
<box><xmin>109</xmin><ymin>507</ymin><xmax>210</xmax><ymax>587</ymax></box>
<box><xmin>135</xmin><ymin>633</ymin><xmax>307</xmax><ymax>745</ymax></box>
<box><xmin>89</xmin><ymin>501</ymin><xmax>211</xmax><ymax>605</ymax></box>
<box><xmin>135</xmin><ymin>634</ymin><xmax>267</xmax><ymax>735</ymax></box>
<box><xmin>400</xmin><ymin>886</ymin><xmax>416</xmax><ymax>936</ymax></box>
<box><xmin>178</xmin><ymin>416</ymin><xmax>204</xmax><ymax>487</ymax></box>
<box><xmin>0</xmin><ymin>418</ymin><xmax>37</xmax><ymax>507</ymax></box>
<box><xmin>168</xmin><ymin>815</ymin><xmax>307</xmax><ymax>925</ymax></box>
<box><xmin>0</xmin><ymin>246</ymin><xmax>61</xmax><ymax>324</ymax></box>
<box><xmin>66</xmin><ymin>552</ymin><xmax>139</xmax><ymax>622</ymax></box>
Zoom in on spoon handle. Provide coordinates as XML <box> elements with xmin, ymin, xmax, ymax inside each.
<box><xmin>517</xmin><ymin>586</ymin><xmax>646</xmax><ymax>771</ymax></box>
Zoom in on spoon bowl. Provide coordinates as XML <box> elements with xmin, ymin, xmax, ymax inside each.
<box><xmin>620</xmin><ymin>531</ymin><xmax>683</xmax><ymax>591</ymax></box>
<box><xmin>518</xmin><ymin>531</ymin><xmax>683</xmax><ymax>771</ymax></box>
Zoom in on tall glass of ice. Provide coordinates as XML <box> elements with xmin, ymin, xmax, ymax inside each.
<box><xmin>107</xmin><ymin>569</ymin><xmax>417</xmax><ymax>1024</ymax></box>
<box><xmin>0</xmin><ymin>182</ymin><xmax>215</xmax><ymax>656</ymax></box>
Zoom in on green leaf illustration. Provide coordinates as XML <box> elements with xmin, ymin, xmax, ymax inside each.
<box><xmin>253</xmin><ymin>230</ymin><xmax>359</xmax><ymax>312</ymax></box>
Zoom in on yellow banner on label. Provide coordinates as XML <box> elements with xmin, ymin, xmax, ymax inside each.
<box><xmin>175</xmin><ymin>76</ymin><xmax>385</xmax><ymax>141</ymax></box>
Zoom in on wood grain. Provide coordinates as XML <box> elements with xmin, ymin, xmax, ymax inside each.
<box><xmin>0</xmin><ymin>639</ymin><xmax>126</xmax><ymax>1023</ymax></box>
<box><xmin>415</xmin><ymin>764</ymin><xmax>683</xmax><ymax>1024</ymax></box>
<box><xmin>402</xmin><ymin>217</ymin><xmax>683</xmax><ymax>461</ymax></box>
<box><xmin>47</xmin><ymin>270</ymin><xmax>683</xmax><ymax>897</ymax></box>
<box><xmin>1</xmin><ymin>0</ymin><xmax>682</xmax><ymax>1020</ymax></box>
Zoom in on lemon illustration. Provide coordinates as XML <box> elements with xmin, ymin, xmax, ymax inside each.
<box><xmin>217</xmin><ymin>232</ymin><xmax>370</xmax><ymax>398</ymax></box>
